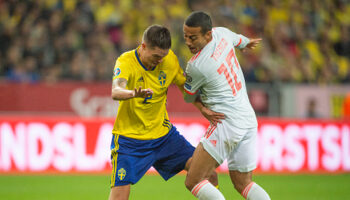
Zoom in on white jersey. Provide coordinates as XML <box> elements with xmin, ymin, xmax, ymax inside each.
<box><xmin>184</xmin><ymin>27</ymin><xmax>257</xmax><ymax>129</ymax></box>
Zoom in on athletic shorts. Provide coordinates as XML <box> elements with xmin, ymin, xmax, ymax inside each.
<box><xmin>110</xmin><ymin>126</ymin><xmax>195</xmax><ymax>187</ymax></box>
<box><xmin>201</xmin><ymin>120</ymin><xmax>257</xmax><ymax>172</ymax></box>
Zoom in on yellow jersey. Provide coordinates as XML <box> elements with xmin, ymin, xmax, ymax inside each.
<box><xmin>112</xmin><ymin>48</ymin><xmax>185</xmax><ymax>140</ymax></box>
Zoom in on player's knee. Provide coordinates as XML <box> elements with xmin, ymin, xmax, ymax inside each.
<box><xmin>230</xmin><ymin>171</ymin><xmax>252</xmax><ymax>193</ymax></box>
<box><xmin>208</xmin><ymin>171</ymin><xmax>218</xmax><ymax>186</ymax></box>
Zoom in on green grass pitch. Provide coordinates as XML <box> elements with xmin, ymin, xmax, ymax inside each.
<box><xmin>0</xmin><ymin>173</ymin><xmax>349</xmax><ymax>199</ymax></box>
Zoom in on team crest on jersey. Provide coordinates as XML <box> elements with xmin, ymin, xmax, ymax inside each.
<box><xmin>118</xmin><ymin>168</ymin><xmax>126</xmax><ymax>180</ymax></box>
<box><xmin>158</xmin><ymin>71</ymin><xmax>166</xmax><ymax>86</ymax></box>
<box><xmin>114</xmin><ymin>68</ymin><xmax>121</xmax><ymax>77</ymax></box>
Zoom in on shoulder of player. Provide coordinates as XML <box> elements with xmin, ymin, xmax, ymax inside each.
<box><xmin>213</xmin><ymin>27</ymin><xmax>232</xmax><ymax>34</ymax></box>
<box><xmin>188</xmin><ymin>47</ymin><xmax>216</xmax><ymax>70</ymax></box>
<box><xmin>113</xmin><ymin>50</ymin><xmax>138</xmax><ymax>77</ymax></box>
<box><xmin>163</xmin><ymin>49</ymin><xmax>177</xmax><ymax>61</ymax></box>
<box><xmin>114</xmin><ymin>50</ymin><xmax>136</xmax><ymax>69</ymax></box>
<box><xmin>117</xmin><ymin>50</ymin><xmax>135</xmax><ymax>62</ymax></box>
<box><xmin>186</xmin><ymin>60</ymin><xmax>210</xmax><ymax>78</ymax></box>
<box><xmin>162</xmin><ymin>49</ymin><xmax>180</xmax><ymax>68</ymax></box>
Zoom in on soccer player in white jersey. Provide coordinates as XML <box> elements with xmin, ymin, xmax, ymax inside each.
<box><xmin>182</xmin><ymin>11</ymin><xmax>271</xmax><ymax>200</ymax></box>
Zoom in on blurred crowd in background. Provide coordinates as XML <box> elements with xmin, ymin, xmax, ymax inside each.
<box><xmin>0</xmin><ymin>0</ymin><xmax>349</xmax><ymax>84</ymax></box>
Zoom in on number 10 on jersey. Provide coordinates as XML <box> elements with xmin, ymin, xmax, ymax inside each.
<box><xmin>217</xmin><ymin>48</ymin><xmax>242</xmax><ymax>96</ymax></box>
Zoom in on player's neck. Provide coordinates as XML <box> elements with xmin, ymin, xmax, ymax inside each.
<box><xmin>204</xmin><ymin>35</ymin><xmax>213</xmax><ymax>47</ymax></box>
<box><xmin>137</xmin><ymin>48</ymin><xmax>153</xmax><ymax>70</ymax></box>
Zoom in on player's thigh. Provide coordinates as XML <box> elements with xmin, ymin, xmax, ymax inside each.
<box><xmin>185</xmin><ymin>143</ymin><xmax>219</xmax><ymax>189</ymax></box>
<box><xmin>201</xmin><ymin>121</ymin><xmax>247</xmax><ymax>166</ymax></box>
<box><xmin>153</xmin><ymin>127</ymin><xmax>195</xmax><ymax>180</ymax></box>
<box><xmin>227</xmin><ymin>128</ymin><xmax>257</xmax><ymax>193</ymax></box>
<box><xmin>110</xmin><ymin>135</ymin><xmax>155</xmax><ymax>187</ymax></box>
<box><xmin>109</xmin><ymin>185</ymin><xmax>130</xmax><ymax>200</ymax></box>
<box><xmin>227</xmin><ymin>127</ymin><xmax>257</xmax><ymax>173</ymax></box>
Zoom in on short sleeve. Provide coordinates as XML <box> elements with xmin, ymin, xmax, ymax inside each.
<box><xmin>173</xmin><ymin>66</ymin><xmax>186</xmax><ymax>87</ymax></box>
<box><xmin>112</xmin><ymin>57</ymin><xmax>130</xmax><ymax>81</ymax></box>
<box><xmin>184</xmin><ymin>63</ymin><xmax>205</xmax><ymax>95</ymax></box>
<box><xmin>171</xmin><ymin>53</ymin><xmax>186</xmax><ymax>87</ymax></box>
<box><xmin>218</xmin><ymin>27</ymin><xmax>250</xmax><ymax>49</ymax></box>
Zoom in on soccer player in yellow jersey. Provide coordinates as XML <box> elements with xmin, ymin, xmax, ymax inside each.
<box><xmin>109</xmin><ymin>25</ymin><xmax>217</xmax><ymax>200</ymax></box>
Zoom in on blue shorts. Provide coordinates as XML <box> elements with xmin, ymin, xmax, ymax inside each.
<box><xmin>110</xmin><ymin>126</ymin><xmax>195</xmax><ymax>187</ymax></box>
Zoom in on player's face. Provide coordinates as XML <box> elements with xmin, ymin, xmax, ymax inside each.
<box><xmin>142</xmin><ymin>44</ymin><xmax>169</xmax><ymax>68</ymax></box>
<box><xmin>183</xmin><ymin>25</ymin><xmax>212</xmax><ymax>54</ymax></box>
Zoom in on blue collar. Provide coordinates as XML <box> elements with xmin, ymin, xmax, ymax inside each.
<box><xmin>135</xmin><ymin>49</ymin><xmax>156</xmax><ymax>71</ymax></box>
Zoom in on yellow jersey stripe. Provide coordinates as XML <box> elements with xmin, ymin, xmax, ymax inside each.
<box><xmin>162</xmin><ymin>120</ymin><xmax>172</xmax><ymax>129</ymax></box>
<box><xmin>110</xmin><ymin>135</ymin><xmax>120</xmax><ymax>187</ymax></box>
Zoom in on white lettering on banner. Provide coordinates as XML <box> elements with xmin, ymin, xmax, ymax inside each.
<box><xmin>0</xmin><ymin>121</ymin><xmax>349</xmax><ymax>172</ymax></box>
<box><xmin>259</xmin><ymin>125</ymin><xmax>283</xmax><ymax>171</ymax></box>
<box><xmin>94</xmin><ymin>123</ymin><xmax>113</xmax><ymax>170</ymax></box>
<box><xmin>28</xmin><ymin>123</ymin><xmax>53</xmax><ymax>171</ymax></box>
<box><xmin>74</xmin><ymin>123</ymin><xmax>99</xmax><ymax>171</ymax></box>
<box><xmin>342</xmin><ymin>126</ymin><xmax>350</xmax><ymax>170</ymax></box>
<box><xmin>0</xmin><ymin>122</ymin><xmax>112</xmax><ymax>172</ymax></box>
<box><xmin>303</xmin><ymin>125</ymin><xmax>322</xmax><ymax>171</ymax></box>
<box><xmin>284</xmin><ymin>125</ymin><xmax>305</xmax><ymax>171</ymax></box>
<box><xmin>52</xmin><ymin>123</ymin><xmax>74</xmax><ymax>171</ymax></box>
<box><xmin>70</xmin><ymin>88</ymin><xmax>118</xmax><ymax>117</ymax></box>
<box><xmin>0</xmin><ymin>123</ymin><xmax>26</xmax><ymax>171</ymax></box>
<box><xmin>322</xmin><ymin>125</ymin><xmax>341</xmax><ymax>171</ymax></box>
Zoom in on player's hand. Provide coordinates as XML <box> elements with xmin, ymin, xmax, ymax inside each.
<box><xmin>200</xmin><ymin>107</ymin><xmax>225</xmax><ymax>125</ymax></box>
<box><xmin>133</xmin><ymin>86</ymin><xmax>153</xmax><ymax>98</ymax></box>
<box><xmin>244</xmin><ymin>38</ymin><xmax>262</xmax><ymax>51</ymax></box>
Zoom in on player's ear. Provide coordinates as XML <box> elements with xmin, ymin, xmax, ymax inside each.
<box><xmin>205</xmin><ymin>30</ymin><xmax>212</xmax><ymax>41</ymax></box>
<box><xmin>141</xmin><ymin>42</ymin><xmax>146</xmax><ymax>50</ymax></box>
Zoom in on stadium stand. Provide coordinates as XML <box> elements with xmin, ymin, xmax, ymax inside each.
<box><xmin>0</xmin><ymin>0</ymin><xmax>349</xmax><ymax>84</ymax></box>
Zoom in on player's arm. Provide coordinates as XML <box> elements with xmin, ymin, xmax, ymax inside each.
<box><xmin>111</xmin><ymin>78</ymin><xmax>153</xmax><ymax>100</ymax></box>
<box><xmin>183</xmin><ymin>64</ymin><xmax>202</xmax><ymax>103</ymax></box>
<box><xmin>193</xmin><ymin>96</ymin><xmax>225</xmax><ymax>125</ymax></box>
<box><xmin>183</xmin><ymin>82</ymin><xmax>200</xmax><ymax>103</ymax></box>
<box><xmin>184</xmin><ymin>89</ymin><xmax>225</xmax><ymax>124</ymax></box>
<box><xmin>223</xmin><ymin>27</ymin><xmax>261</xmax><ymax>50</ymax></box>
<box><xmin>171</xmin><ymin>54</ymin><xmax>197</xmax><ymax>101</ymax></box>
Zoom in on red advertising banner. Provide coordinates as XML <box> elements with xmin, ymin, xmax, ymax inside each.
<box><xmin>0</xmin><ymin>82</ymin><xmax>198</xmax><ymax>117</ymax></box>
<box><xmin>0</xmin><ymin>116</ymin><xmax>349</xmax><ymax>173</ymax></box>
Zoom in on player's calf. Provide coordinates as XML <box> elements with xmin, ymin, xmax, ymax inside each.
<box><xmin>241</xmin><ymin>182</ymin><xmax>271</xmax><ymax>200</ymax></box>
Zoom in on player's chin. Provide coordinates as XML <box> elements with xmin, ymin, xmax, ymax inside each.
<box><xmin>187</xmin><ymin>47</ymin><xmax>197</xmax><ymax>54</ymax></box>
<box><xmin>151</xmin><ymin>62</ymin><xmax>158</xmax><ymax>67</ymax></box>
<box><xmin>190</xmin><ymin>48</ymin><xmax>197</xmax><ymax>54</ymax></box>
